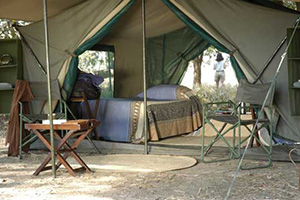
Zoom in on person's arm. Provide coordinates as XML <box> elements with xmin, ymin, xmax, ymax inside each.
<box><xmin>213</xmin><ymin>62</ymin><xmax>216</xmax><ymax>70</ymax></box>
<box><xmin>223</xmin><ymin>61</ymin><xmax>227</xmax><ymax>69</ymax></box>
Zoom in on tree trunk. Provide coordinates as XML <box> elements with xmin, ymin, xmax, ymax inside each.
<box><xmin>273</xmin><ymin>0</ymin><xmax>283</xmax><ymax>6</ymax></box>
<box><xmin>193</xmin><ymin>54</ymin><xmax>203</xmax><ymax>89</ymax></box>
<box><xmin>296</xmin><ymin>2</ymin><xmax>300</xmax><ymax>11</ymax></box>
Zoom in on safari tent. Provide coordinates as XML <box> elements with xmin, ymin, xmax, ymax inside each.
<box><xmin>1</xmin><ymin>0</ymin><xmax>300</xmax><ymax>143</ymax></box>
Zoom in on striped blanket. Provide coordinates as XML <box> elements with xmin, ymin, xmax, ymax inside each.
<box><xmin>130</xmin><ymin>87</ymin><xmax>202</xmax><ymax>142</ymax></box>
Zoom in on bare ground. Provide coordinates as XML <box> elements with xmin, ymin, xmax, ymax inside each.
<box><xmin>0</xmin><ymin>151</ymin><xmax>300</xmax><ymax>200</ymax></box>
<box><xmin>0</xmin><ymin>116</ymin><xmax>300</xmax><ymax>199</ymax></box>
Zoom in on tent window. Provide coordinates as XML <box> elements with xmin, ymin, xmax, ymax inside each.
<box><xmin>78</xmin><ymin>45</ymin><xmax>115</xmax><ymax>98</ymax></box>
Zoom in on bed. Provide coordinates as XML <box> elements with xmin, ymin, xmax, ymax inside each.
<box><xmin>79</xmin><ymin>85</ymin><xmax>202</xmax><ymax>143</ymax></box>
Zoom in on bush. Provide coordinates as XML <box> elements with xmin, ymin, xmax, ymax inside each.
<box><xmin>194</xmin><ymin>84</ymin><xmax>238</xmax><ymax>114</ymax></box>
<box><xmin>195</xmin><ymin>84</ymin><xmax>237</xmax><ymax>104</ymax></box>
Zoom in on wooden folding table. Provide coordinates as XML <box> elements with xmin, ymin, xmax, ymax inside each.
<box><xmin>25</xmin><ymin>119</ymin><xmax>100</xmax><ymax>176</ymax></box>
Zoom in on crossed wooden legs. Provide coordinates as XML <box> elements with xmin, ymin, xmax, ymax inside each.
<box><xmin>32</xmin><ymin>128</ymin><xmax>92</xmax><ymax>176</ymax></box>
<box><xmin>83</xmin><ymin>93</ymin><xmax>100</xmax><ymax>140</ymax></box>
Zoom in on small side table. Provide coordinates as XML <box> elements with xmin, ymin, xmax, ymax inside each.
<box><xmin>25</xmin><ymin>119</ymin><xmax>100</xmax><ymax>176</ymax></box>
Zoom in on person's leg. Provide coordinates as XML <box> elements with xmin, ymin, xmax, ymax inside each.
<box><xmin>215</xmin><ymin>72</ymin><xmax>220</xmax><ymax>88</ymax></box>
<box><xmin>220</xmin><ymin>72</ymin><xmax>225</xmax><ymax>87</ymax></box>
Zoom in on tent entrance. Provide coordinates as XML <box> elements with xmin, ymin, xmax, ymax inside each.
<box><xmin>78</xmin><ymin>44</ymin><xmax>115</xmax><ymax>98</ymax></box>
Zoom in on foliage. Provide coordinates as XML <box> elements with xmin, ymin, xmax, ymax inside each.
<box><xmin>79</xmin><ymin>50</ymin><xmax>114</xmax><ymax>98</ymax></box>
<box><xmin>195</xmin><ymin>84</ymin><xmax>238</xmax><ymax>114</ymax></box>
<box><xmin>78</xmin><ymin>50</ymin><xmax>106</xmax><ymax>73</ymax></box>
<box><xmin>201</xmin><ymin>45</ymin><xmax>230</xmax><ymax>66</ymax></box>
<box><xmin>283</xmin><ymin>1</ymin><xmax>297</xmax><ymax>10</ymax></box>
<box><xmin>195</xmin><ymin>83</ymin><xmax>237</xmax><ymax>104</ymax></box>
<box><xmin>0</xmin><ymin>19</ymin><xmax>29</xmax><ymax>39</ymax></box>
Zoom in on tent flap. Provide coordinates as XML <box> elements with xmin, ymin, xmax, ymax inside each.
<box><xmin>146</xmin><ymin>27</ymin><xmax>210</xmax><ymax>87</ymax></box>
<box><xmin>62</xmin><ymin>0</ymin><xmax>137</xmax><ymax>100</ymax></box>
<box><xmin>161</xmin><ymin>0</ymin><xmax>246</xmax><ymax>80</ymax></box>
<box><xmin>167</xmin><ymin>0</ymin><xmax>300</xmax><ymax>141</ymax></box>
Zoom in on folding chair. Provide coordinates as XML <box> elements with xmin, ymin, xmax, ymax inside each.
<box><xmin>202</xmin><ymin>80</ymin><xmax>275</xmax><ymax>168</ymax></box>
<box><xmin>19</xmin><ymin>79</ymin><xmax>67</xmax><ymax>159</ymax></box>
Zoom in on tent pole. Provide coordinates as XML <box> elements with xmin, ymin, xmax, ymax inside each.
<box><xmin>225</xmin><ymin>16</ymin><xmax>300</xmax><ymax>200</ymax></box>
<box><xmin>252</xmin><ymin>36</ymin><xmax>286</xmax><ymax>84</ymax></box>
<box><xmin>142</xmin><ymin>0</ymin><xmax>148</xmax><ymax>154</ymax></box>
<box><xmin>43</xmin><ymin>0</ymin><xmax>56</xmax><ymax>178</ymax></box>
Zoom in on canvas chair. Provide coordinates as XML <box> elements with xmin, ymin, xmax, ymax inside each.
<box><xmin>201</xmin><ymin>80</ymin><xmax>275</xmax><ymax>168</ymax></box>
<box><xmin>19</xmin><ymin>79</ymin><xmax>67</xmax><ymax>159</ymax></box>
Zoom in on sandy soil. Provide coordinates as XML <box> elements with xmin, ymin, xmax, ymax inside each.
<box><xmin>0</xmin><ymin>116</ymin><xmax>300</xmax><ymax>200</ymax></box>
<box><xmin>0</xmin><ymin>150</ymin><xmax>300</xmax><ymax>200</ymax></box>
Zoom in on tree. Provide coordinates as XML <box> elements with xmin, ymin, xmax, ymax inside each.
<box><xmin>0</xmin><ymin>19</ymin><xmax>29</xmax><ymax>39</ymax></box>
<box><xmin>192</xmin><ymin>46</ymin><xmax>219</xmax><ymax>89</ymax></box>
<box><xmin>271</xmin><ymin>0</ymin><xmax>297</xmax><ymax>9</ymax></box>
<box><xmin>282</xmin><ymin>0</ymin><xmax>297</xmax><ymax>9</ymax></box>
<box><xmin>78</xmin><ymin>50</ymin><xmax>105</xmax><ymax>74</ymax></box>
<box><xmin>193</xmin><ymin>54</ymin><xmax>203</xmax><ymax>89</ymax></box>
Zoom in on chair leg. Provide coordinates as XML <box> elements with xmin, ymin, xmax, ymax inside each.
<box><xmin>238</xmin><ymin>119</ymin><xmax>241</xmax><ymax>158</ymax></box>
<box><xmin>232</xmin><ymin>126</ymin><xmax>236</xmax><ymax>159</ymax></box>
<box><xmin>201</xmin><ymin>119</ymin><xmax>205</xmax><ymax>162</ymax></box>
<box><xmin>19</xmin><ymin>116</ymin><xmax>23</xmax><ymax>160</ymax></box>
<box><xmin>202</xmin><ymin>120</ymin><xmax>237</xmax><ymax>163</ymax></box>
<box><xmin>240</xmin><ymin>123</ymin><xmax>273</xmax><ymax>170</ymax></box>
<box><xmin>269</xmin><ymin>119</ymin><xmax>273</xmax><ymax>167</ymax></box>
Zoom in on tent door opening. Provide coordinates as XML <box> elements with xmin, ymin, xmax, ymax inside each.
<box><xmin>78</xmin><ymin>44</ymin><xmax>115</xmax><ymax>98</ymax></box>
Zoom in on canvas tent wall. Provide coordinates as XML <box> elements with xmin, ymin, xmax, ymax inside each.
<box><xmin>1</xmin><ymin>0</ymin><xmax>300</xmax><ymax>141</ymax></box>
<box><xmin>15</xmin><ymin>0</ymin><xmax>211</xmax><ymax>98</ymax></box>
<box><xmin>163</xmin><ymin>0</ymin><xmax>300</xmax><ymax>141</ymax></box>
<box><xmin>17</xmin><ymin>0</ymin><xmax>135</xmax><ymax>112</ymax></box>
<box><xmin>97</xmin><ymin>0</ymin><xmax>213</xmax><ymax>97</ymax></box>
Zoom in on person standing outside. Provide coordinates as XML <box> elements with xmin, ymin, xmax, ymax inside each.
<box><xmin>214</xmin><ymin>53</ymin><xmax>226</xmax><ymax>88</ymax></box>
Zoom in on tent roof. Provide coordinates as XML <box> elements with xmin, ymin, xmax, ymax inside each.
<box><xmin>0</xmin><ymin>0</ymin><xmax>86</xmax><ymax>22</ymax></box>
<box><xmin>101</xmin><ymin>0</ymin><xmax>185</xmax><ymax>40</ymax></box>
<box><xmin>0</xmin><ymin>0</ymin><xmax>299</xmax><ymax>22</ymax></box>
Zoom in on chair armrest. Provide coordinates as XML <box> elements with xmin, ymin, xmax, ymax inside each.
<box><xmin>18</xmin><ymin>101</ymin><xmax>23</xmax><ymax>116</ymax></box>
<box><xmin>58</xmin><ymin>99</ymin><xmax>68</xmax><ymax>119</ymax></box>
<box><xmin>204</xmin><ymin>100</ymin><xmax>235</xmax><ymax>106</ymax></box>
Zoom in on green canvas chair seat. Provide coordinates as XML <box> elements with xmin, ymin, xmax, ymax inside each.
<box><xmin>208</xmin><ymin>115</ymin><xmax>269</xmax><ymax>125</ymax></box>
<box><xmin>202</xmin><ymin>80</ymin><xmax>275</xmax><ymax>169</ymax></box>
<box><xmin>19</xmin><ymin>79</ymin><xmax>67</xmax><ymax>159</ymax></box>
<box><xmin>21</xmin><ymin>113</ymin><xmax>66</xmax><ymax>123</ymax></box>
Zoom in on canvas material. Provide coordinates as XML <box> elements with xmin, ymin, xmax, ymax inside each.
<box><xmin>172</xmin><ymin>0</ymin><xmax>298</xmax><ymax>81</ymax></box>
<box><xmin>19</xmin><ymin>0</ymin><xmax>124</xmax><ymax>84</ymax></box>
<box><xmin>0</xmin><ymin>0</ymin><xmax>86</xmax><ymax>22</ymax></box>
<box><xmin>4</xmin><ymin>0</ymin><xmax>300</xmax><ymax>140</ymax></box>
<box><xmin>98</xmin><ymin>0</ymin><xmax>187</xmax><ymax>97</ymax></box>
<box><xmin>170</xmin><ymin>0</ymin><xmax>300</xmax><ymax>141</ymax></box>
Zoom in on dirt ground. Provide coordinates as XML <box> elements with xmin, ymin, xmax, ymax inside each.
<box><xmin>0</xmin><ymin>117</ymin><xmax>300</xmax><ymax>199</ymax></box>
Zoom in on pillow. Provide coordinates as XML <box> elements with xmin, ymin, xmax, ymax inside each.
<box><xmin>135</xmin><ymin>85</ymin><xmax>179</xmax><ymax>100</ymax></box>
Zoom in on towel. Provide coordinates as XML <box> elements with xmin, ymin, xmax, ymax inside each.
<box><xmin>6</xmin><ymin>80</ymin><xmax>34</xmax><ymax>156</ymax></box>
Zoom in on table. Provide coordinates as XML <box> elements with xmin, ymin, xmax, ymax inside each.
<box><xmin>25</xmin><ymin>119</ymin><xmax>100</xmax><ymax>176</ymax></box>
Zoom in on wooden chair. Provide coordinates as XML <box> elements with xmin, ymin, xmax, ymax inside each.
<box><xmin>69</xmin><ymin>91</ymin><xmax>101</xmax><ymax>140</ymax></box>
<box><xmin>69</xmin><ymin>91</ymin><xmax>101</xmax><ymax>154</ymax></box>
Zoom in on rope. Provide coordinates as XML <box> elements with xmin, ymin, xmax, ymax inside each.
<box><xmin>65</xmin><ymin>50</ymin><xmax>78</xmax><ymax>57</ymax></box>
<box><xmin>289</xmin><ymin>148</ymin><xmax>300</xmax><ymax>173</ymax></box>
<box><xmin>229</xmin><ymin>48</ymin><xmax>239</xmax><ymax>56</ymax></box>
<box><xmin>289</xmin><ymin>148</ymin><xmax>300</xmax><ymax>189</ymax></box>
<box><xmin>225</xmin><ymin>16</ymin><xmax>300</xmax><ymax>200</ymax></box>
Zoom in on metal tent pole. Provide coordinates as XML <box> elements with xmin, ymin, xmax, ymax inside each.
<box><xmin>142</xmin><ymin>0</ymin><xmax>148</xmax><ymax>154</ymax></box>
<box><xmin>43</xmin><ymin>0</ymin><xmax>56</xmax><ymax>178</ymax></box>
<box><xmin>225</xmin><ymin>16</ymin><xmax>300</xmax><ymax>200</ymax></box>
